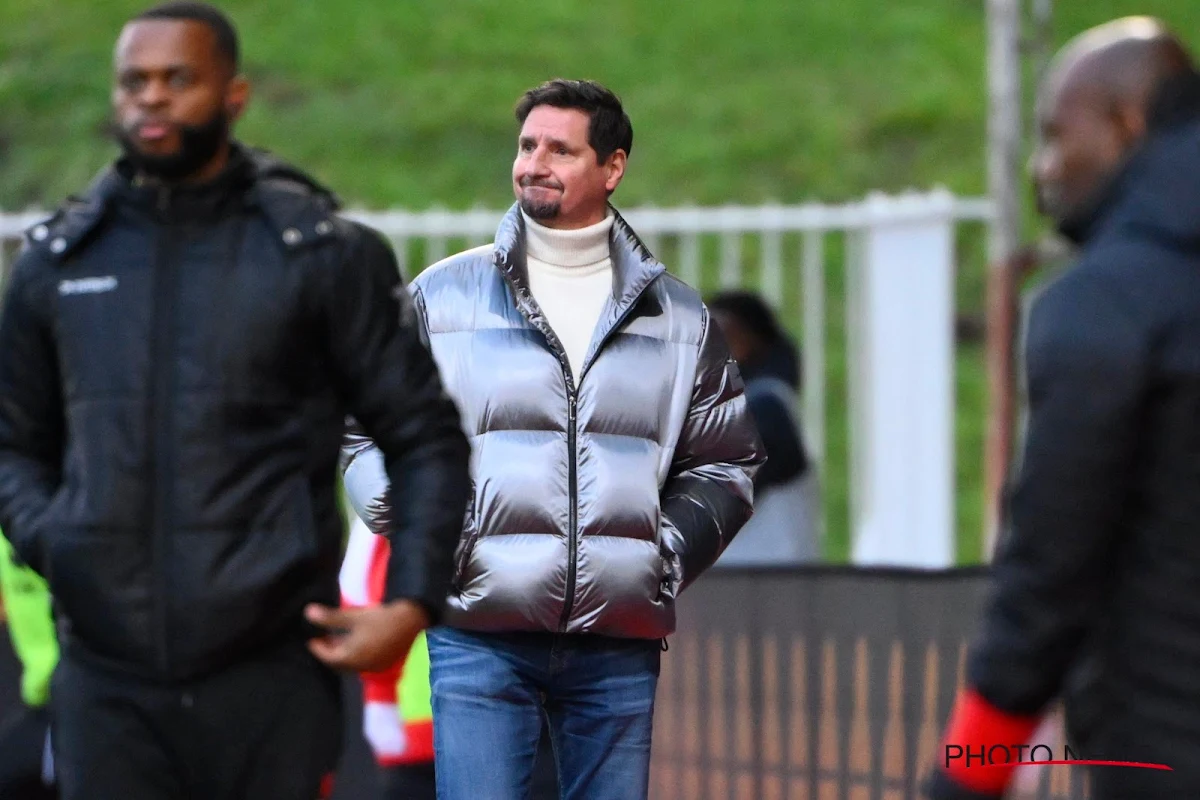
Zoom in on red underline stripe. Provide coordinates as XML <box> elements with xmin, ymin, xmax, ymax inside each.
<box><xmin>977</xmin><ymin>760</ymin><xmax>1172</xmax><ymax>771</ymax></box>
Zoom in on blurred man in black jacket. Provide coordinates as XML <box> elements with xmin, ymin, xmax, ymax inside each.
<box><xmin>0</xmin><ymin>4</ymin><xmax>471</xmax><ymax>799</ymax></box>
<box><xmin>928</xmin><ymin>16</ymin><xmax>1200</xmax><ymax>800</ymax></box>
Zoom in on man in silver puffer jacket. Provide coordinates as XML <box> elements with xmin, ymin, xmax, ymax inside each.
<box><xmin>343</xmin><ymin>79</ymin><xmax>765</xmax><ymax>800</ymax></box>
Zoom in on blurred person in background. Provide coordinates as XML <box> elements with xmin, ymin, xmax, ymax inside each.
<box><xmin>0</xmin><ymin>531</ymin><xmax>58</xmax><ymax>800</ymax></box>
<box><xmin>344</xmin><ymin>78</ymin><xmax>764</xmax><ymax>799</ymax></box>
<box><xmin>337</xmin><ymin>514</ymin><xmax>436</xmax><ymax>800</ymax></box>
<box><xmin>708</xmin><ymin>290</ymin><xmax>820</xmax><ymax>565</ymax></box>
<box><xmin>0</xmin><ymin>3</ymin><xmax>471</xmax><ymax>799</ymax></box>
<box><xmin>928</xmin><ymin>17</ymin><xmax>1200</xmax><ymax>800</ymax></box>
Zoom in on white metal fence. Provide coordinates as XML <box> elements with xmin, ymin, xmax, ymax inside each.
<box><xmin>0</xmin><ymin>190</ymin><xmax>994</xmax><ymax>565</ymax></box>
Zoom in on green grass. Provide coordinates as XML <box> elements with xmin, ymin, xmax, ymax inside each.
<box><xmin>3</xmin><ymin>0</ymin><xmax>1199</xmax><ymax>563</ymax></box>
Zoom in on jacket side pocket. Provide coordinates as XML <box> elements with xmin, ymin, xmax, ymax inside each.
<box><xmin>452</xmin><ymin>481</ymin><xmax>478</xmax><ymax>592</ymax></box>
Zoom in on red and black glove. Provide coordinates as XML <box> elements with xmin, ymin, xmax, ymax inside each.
<box><xmin>925</xmin><ymin>688</ymin><xmax>1041</xmax><ymax>799</ymax></box>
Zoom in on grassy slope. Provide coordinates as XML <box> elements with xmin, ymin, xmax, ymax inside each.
<box><xmin>3</xmin><ymin>0</ymin><xmax>1198</xmax><ymax>561</ymax></box>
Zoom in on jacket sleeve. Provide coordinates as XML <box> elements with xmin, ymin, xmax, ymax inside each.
<box><xmin>340</xmin><ymin>417</ymin><xmax>392</xmax><ymax>537</ymax></box>
<box><xmin>0</xmin><ymin>248</ymin><xmax>65</xmax><ymax>575</ymax></box>
<box><xmin>931</xmin><ymin>269</ymin><xmax>1148</xmax><ymax>798</ymax></box>
<box><xmin>324</xmin><ymin>225</ymin><xmax>471</xmax><ymax>623</ymax></box>
<box><xmin>659</xmin><ymin>309</ymin><xmax>766</xmax><ymax>592</ymax></box>
<box><xmin>339</xmin><ymin>284</ymin><xmax>442</xmax><ymax>540</ymax></box>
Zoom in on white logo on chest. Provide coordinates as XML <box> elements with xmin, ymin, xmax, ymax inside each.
<box><xmin>58</xmin><ymin>276</ymin><xmax>119</xmax><ymax>296</ymax></box>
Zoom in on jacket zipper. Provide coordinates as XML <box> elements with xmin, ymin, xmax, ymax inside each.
<box><xmin>512</xmin><ymin>270</ymin><xmax>655</xmax><ymax>634</ymax></box>
<box><xmin>554</xmin><ymin>300</ymin><xmax>647</xmax><ymax>633</ymax></box>
<box><xmin>557</xmin><ymin>372</ymin><xmax>579</xmax><ymax>634</ymax></box>
<box><xmin>149</xmin><ymin>186</ymin><xmax>179</xmax><ymax>675</ymax></box>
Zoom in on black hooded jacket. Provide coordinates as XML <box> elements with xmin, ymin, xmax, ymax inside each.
<box><xmin>0</xmin><ymin>144</ymin><xmax>471</xmax><ymax>682</ymax></box>
<box><xmin>931</xmin><ymin>114</ymin><xmax>1200</xmax><ymax>798</ymax></box>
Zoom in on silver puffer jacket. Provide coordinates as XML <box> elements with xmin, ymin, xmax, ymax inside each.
<box><xmin>342</xmin><ymin>203</ymin><xmax>764</xmax><ymax>639</ymax></box>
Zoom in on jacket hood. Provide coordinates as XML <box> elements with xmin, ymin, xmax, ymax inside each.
<box><xmin>83</xmin><ymin>142</ymin><xmax>341</xmax><ymax>214</ymax></box>
<box><xmin>34</xmin><ymin>143</ymin><xmax>343</xmax><ymax>258</ymax></box>
<box><xmin>1082</xmin><ymin>116</ymin><xmax>1200</xmax><ymax>250</ymax></box>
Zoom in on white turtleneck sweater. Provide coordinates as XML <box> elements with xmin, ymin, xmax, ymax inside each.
<box><xmin>523</xmin><ymin>211</ymin><xmax>615</xmax><ymax>380</ymax></box>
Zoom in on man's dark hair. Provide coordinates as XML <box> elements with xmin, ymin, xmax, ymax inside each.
<box><xmin>515</xmin><ymin>79</ymin><xmax>633</xmax><ymax>163</ymax></box>
<box><xmin>134</xmin><ymin>1</ymin><xmax>240</xmax><ymax>72</ymax></box>
<box><xmin>708</xmin><ymin>291</ymin><xmax>791</xmax><ymax>347</ymax></box>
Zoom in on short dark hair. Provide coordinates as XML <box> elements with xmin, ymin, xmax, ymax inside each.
<box><xmin>133</xmin><ymin>2</ymin><xmax>240</xmax><ymax>72</ymax></box>
<box><xmin>708</xmin><ymin>290</ymin><xmax>790</xmax><ymax>347</ymax></box>
<box><xmin>708</xmin><ymin>289</ymin><xmax>802</xmax><ymax>390</ymax></box>
<box><xmin>515</xmin><ymin>79</ymin><xmax>633</xmax><ymax>163</ymax></box>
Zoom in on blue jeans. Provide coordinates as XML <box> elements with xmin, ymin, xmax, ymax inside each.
<box><xmin>427</xmin><ymin>627</ymin><xmax>661</xmax><ymax>800</ymax></box>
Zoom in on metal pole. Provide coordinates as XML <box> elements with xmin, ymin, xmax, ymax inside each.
<box><xmin>987</xmin><ymin>0</ymin><xmax>1023</xmax><ymax>267</ymax></box>
<box><xmin>983</xmin><ymin>250</ymin><xmax>1025</xmax><ymax>562</ymax></box>
<box><xmin>1030</xmin><ymin>0</ymin><xmax>1055</xmax><ymax>145</ymax></box>
<box><xmin>983</xmin><ymin>0</ymin><xmax>1024</xmax><ymax>558</ymax></box>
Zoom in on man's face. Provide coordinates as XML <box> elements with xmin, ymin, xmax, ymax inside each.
<box><xmin>1031</xmin><ymin>81</ymin><xmax>1134</xmax><ymax>227</ymax></box>
<box><xmin>512</xmin><ymin>105</ymin><xmax>625</xmax><ymax>229</ymax></box>
<box><xmin>112</xmin><ymin>19</ymin><xmax>246</xmax><ymax>181</ymax></box>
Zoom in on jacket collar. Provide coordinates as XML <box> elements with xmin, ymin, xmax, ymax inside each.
<box><xmin>492</xmin><ymin>201</ymin><xmax>665</xmax><ymax>312</ymax></box>
<box><xmin>31</xmin><ymin>142</ymin><xmax>341</xmax><ymax>260</ymax></box>
<box><xmin>1056</xmin><ymin>145</ymin><xmax>1146</xmax><ymax>246</ymax></box>
<box><xmin>102</xmin><ymin>143</ymin><xmax>257</xmax><ymax>223</ymax></box>
<box><xmin>1055</xmin><ymin>105</ymin><xmax>1200</xmax><ymax>246</ymax></box>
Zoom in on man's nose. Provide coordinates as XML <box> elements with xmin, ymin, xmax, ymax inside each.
<box><xmin>137</xmin><ymin>77</ymin><xmax>171</xmax><ymax>108</ymax></box>
<box><xmin>1028</xmin><ymin>148</ymin><xmax>1056</xmax><ymax>183</ymax></box>
<box><xmin>527</xmin><ymin>146</ymin><xmax>552</xmax><ymax>173</ymax></box>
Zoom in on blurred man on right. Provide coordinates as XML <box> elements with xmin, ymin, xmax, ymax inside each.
<box><xmin>928</xmin><ymin>17</ymin><xmax>1200</xmax><ymax>800</ymax></box>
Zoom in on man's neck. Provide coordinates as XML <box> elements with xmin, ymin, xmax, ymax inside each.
<box><xmin>523</xmin><ymin>210</ymin><xmax>613</xmax><ymax>270</ymax></box>
<box><xmin>534</xmin><ymin>207</ymin><xmax>609</xmax><ymax>230</ymax></box>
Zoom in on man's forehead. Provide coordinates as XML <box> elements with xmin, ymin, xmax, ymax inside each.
<box><xmin>520</xmin><ymin>106</ymin><xmax>590</xmax><ymax>137</ymax></box>
<box><xmin>1037</xmin><ymin>58</ymin><xmax>1102</xmax><ymax>124</ymax></box>
<box><xmin>115</xmin><ymin>19</ymin><xmax>217</xmax><ymax>68</ymax></box>
<box><xmin>1035</xmin><ymin>77</ymin><xmax>1066</xmax><ymax>124</ymax></box>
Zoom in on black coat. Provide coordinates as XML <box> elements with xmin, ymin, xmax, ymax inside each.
<box><xmin>933</xmin><ymin>116</ymin><xmax>1200</xmax><ymax>798</ymax></box>
<box><xmin>0</xmin><ymin>145</ymin><xmax>471</xmax><ymax>682</ymax></box>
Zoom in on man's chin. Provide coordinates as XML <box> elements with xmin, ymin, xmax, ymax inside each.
<box><xmin>1035</xmin><ymin>194</ymin><xmax>1066</xmax><ymax>226</ymax></box>
<box><xmin>519</xmin><ymin>196</ymin><xmax>561</xmax><ymax>221</ymax></box>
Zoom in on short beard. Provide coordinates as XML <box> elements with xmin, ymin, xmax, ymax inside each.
<box><xmin>519</xmin><ymin>193</ymin><xmax>561</xmax><ymax>221</ymax></box>
<box><xmin>114</xmin><ymin>110</ymin><xmax>229</xmax><ymax>183</ymax></box>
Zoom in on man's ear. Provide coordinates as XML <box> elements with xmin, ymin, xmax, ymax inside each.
<box><xmin>604</xmin><ymin>150</ymin><xmax>628</xmax><ymax>194</ymax></box>
<box><xmin>1113</xmin><ymin>100</ymin><xmax>1148</xmax><ymax>147</ymax></box>
<box><xmin>226</xmin><ymin>75</ymin><xmax>251</xmax><ymax>122</ymax></box>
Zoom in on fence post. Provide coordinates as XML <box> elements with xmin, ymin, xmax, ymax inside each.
<box><xmin>849</xmin><ymin>190</ymin><xmax>956</xmax><ymax>568</ymax></box>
